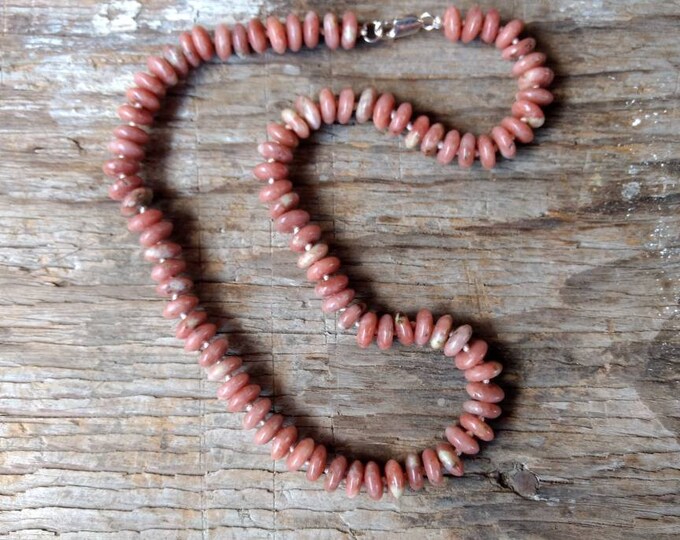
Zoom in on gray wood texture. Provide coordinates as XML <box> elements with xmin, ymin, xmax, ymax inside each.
<box><xmin>1</xmin><ymin>0</ymin><xmax>679</xmax><ymax>538</ymax></box>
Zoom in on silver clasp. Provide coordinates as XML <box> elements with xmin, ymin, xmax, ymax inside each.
<box><xmin>360</xmin><ymin>12</ymin><xmax>442</xmax><ymax>43</ymax></box>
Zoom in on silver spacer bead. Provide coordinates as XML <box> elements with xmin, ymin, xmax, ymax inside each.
<box><xmin>245</xmin><ymin>403</ymin><xmax>253</xmax><ymax>412</ymax></box>
<box><xmin>289</xmin><ymin>444</ymin><xmax>295</xmax><ymax>454</ymax></box>
<box><xmin>201</xmin><ymin>341</ymin><xmax>210</xmax><ymax>350</ymax></box>
<box><xmin>127</xmin><ymin>122</ymin><xmax>137</xmax><ymax>127</ymax></box>
<box><xmin>267</xmin><ymin>158</ymin><xmax>275</xmax><ymax>163</ymax></box>
<box><xmin>462</xmin><ymin>344</ymin><xmax>470</xmax><ymax>353</ymax></box>
<box><xmin>158</xmin><ymin>258</ymin><xmax>166</xmax><ymax>264</ymax></box>
<box><xmin>117</xmin><ymin>154</ymin><xmax>125</xmax><ymax>159</ymax></box>
<box><xmin>258</xmin><ymin>419</ymin><xmax>266</xmax><ymax>427</ymax></box>
<box><xmin>138</xmin><ymin>206</ymin><xmax>147</xmax><ymax>214</ymax></box>
<box><xmin>437</xmin><ymin>141</ymin><xmax>444</xmax><ymax>151</ymax></box>
<box><xmin>390</xmin><ymin>109</ymin><xmax>397</xmax><ymax>121</ymax></box>
<box><xmin>133</xmin><ymin>102</ymin><xmax>143</xmax><ymax>109</ymax></box>
<box><xmin>354</xmin><ymin>320</ymin><xmax>361</xmax><ymax>328</ymax></box>
<box><xmin>293</xmin><ymin>226</ymin><xmax>301</xmax><ymax>234</ymax></box>
<box><xmin>483</xmin><ymin>379</ymin><xmax>490</xmax><ymax>384</ymax></box>
<box><xmin>512</xmin><ymin>37</ymin><xmax>519</xmax><ymax>45</ymax></box>
<box><xmin>117</xmin><ymin>173</ymin><xmax>127</xmax><ymax>180</ymax></box>
<box><xmin>304</xmin><ymin>243</ymin><xmax>313</xmax><ymax>251</ymax></box>
<box><xmin>171</xmin><ymin>293</ymin><xmax>179</xmax><ymax>301</ymax></box>
<box><xmin>179</xmin><ymin>312</ymin><xmax>188</xmax><ymax>320</ymax></box>
<box><xmin>224</xmin><ymin>374</ymin><xmax>232</xmax><ymax>382</ymax></box>
<box><xmin>338</xmin><ymin>307</ymin><xmax>346</xmax><ymax>313</ymax></box>
<box><xmin>322</xmin><ymin>275</ymin><xmax>330</xmax><ymax>281</ymax></box>
<box><xmin>267</xmin><ymin>177</ymin><xmax>275</xmax><ymax>185</ymax></box>
<box><xmin>323</xmin><ymin>467</ymin><xmax>330</xmax><ymax>475</ymax></box>
<box><xmin>406</xmin><ymin>122</ymin><xmax>413</xmax><ymax>131</ymax></box>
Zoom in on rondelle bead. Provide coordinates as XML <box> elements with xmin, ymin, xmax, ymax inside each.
<box><xmin>477</xmin><ymin>134</ymin><xmax>497</xmax><ymax>170</ymax></box>
<box><xmin>205</xmin><ymin>355</ymin><xmax>243</xmax><ymax>382</ymax></box>
<box><xmin>461</xmin><ymin>5</ymin><xmax>484</xmax><ymax>43</ymax></box>
<box><xmin>376</xmin><ymin>313</ymin><xmax>395</xmax><ymax>350</ymax></box>
<box><xmin>162</xmin><ymin>294</ymin><xmax>199</xmax><ymax>319</ymax></box>
<box><xmin>421</xmin><ymin>122</ymin><xmax>446</xmax><ymax>156</ymax></box>
<box><xmin>247</xmin><ymin>18</ymin><xmax>268</xmax><ymax>54</ymax></box>
<box><xmin>216</xmin><ymin>371</ymin><xmax>249</xmax><ymax>400</ymax></box>
<box><xmin>337</xmin><ymin>303</ymin><xmax>365</xmax><ymax>330</ymax></box>
<box><xmin>266</xmin><ymin>16</ymin><xmax>287</xmax><ymax>54</ymax></box>
<box><xmin>294</xmin><ymin>95</ymin><xmax>322</xmax><ymax>130</ymax></box>
<box><xmin>458</xmin><ymin>132</ymin><xmax>476</xmax><ymax>168</ymax></box>
<box><xmin>306</xmin><ymin>256</ymin><xmax>340</xmax><ymax>281</ymax></box>
<box><xmin>179</xmin><ymin>32</ymin><xmax>201</xmax><ymax>67</ymax></box>
<box><xmin>444</xmin><ymin>324</ymin><xmax>473</xmax><ymax>357</ymax></box>
<box><xmin>430</xmin><ymin>314</ymin><xmax>453</xmax><ymax>350</ymax></box>
<box><xmin>133</xmin><ymin>71</ymin><xmax>166</xmax><ymax>97</ymax></box>
<box><xmin>214</xmin><ymin>24</ymin><xmax>233</xmax><ymax>61</ymax></box>
<box><xmin>151</xmin><ymin>259</ymin><xmax>187</xmax><ymax>282</ymax></box>
<box><xmin>146</xmin><ymin>55</ymin><xmax>178</xmax><ymax>86</ymax></box>
<box><xmin>454</xmin><ymin>338</ymin><xmax>488</xmax><ymax>370</ymax></box>
<box><xmin>512</xmin><ymin>52</ymin><xmax>547</xmax><ymax>77</ymax></box>
<box><xmin>306</xmin><ymin>444</ymin><xmax>328</xmax><ymax>481</ymax></box>
<box><xmin>462</xmin><ymin>399</ymin><xmax>502</xmax><ymax>419</ymax></box>
<box><xmin>511</xmin><ymin>100</ymin><xmax>545</xmax><ymax>128</ymax></box>
<box><xmin>436</xmin><ymin>129</ymin><xmax>461</xmax><ymax>165</ymax></box>
<box><xmin>436</xmin><ymin>442</ymin><xmax>464</xmax><ymax>476</ymax></box>
<box><xmin>184</xmin><ymin>323</ymin><xmax>217</xmax><ymax>352</ymax></box>
<box><xmin>405</xmin><ymin>452</ymin><xmax>425</xmax><ymax>491</ymax></box>
<box><xmin>191</xmin><ymin>25</ymin><xmax>214</xmax><ymax>62</ymax></box>
<box><xmin>356</xmin><ymin>312</ymin><xmax>379</xmax><ymax>348</ymax></box>
<box><xmin>162</xmin><ymin>45</ymin><xmax>189</xmax><ymax>78</ymax></box>
<box><xmin>290</xmin><ymin>224</ymin><xmax>322</xmax><ymax>252</ymax></box>
<box><xmin>341</xmin><ymin>11</ymin><xmax>359</xmax><ymax>50</ymax></box>
<box><xmin>323</xmin><ymin>13</ymin><xmax>341</xmax><ymax>50</ymax></box>
<box><xmin>515</xmin><ymin>88</ymin><xmax>554</xmax><ymax>107</ymax></box>
<box><xmin>491</xmin><ymin>125</ymin><xmax>517</xmax><ymax>159</ymax></box>
<box><xmin>404</xmin><ymin>115</ymin><xmax>430</xmax><ymax>150</ymax></box>
<box><xmin>443</xmin><ymin>6</ymin><xmax>462</xmax><ymax>42</ymax></box>
<box><xmin>364</xmin><ymin>461</ymin><xmax>383</xmax><ymax>501</ymax></box>
<box><xmin>254</xmin><ymin>414</ymin><xmax>284</xmax><ymax>445</ymax></box>
<box><xmin>139</xmin><ymin>220</ymin><xmax>173</xmax><ymax>247</ymax></box>
<box><xmin>422</xmin><ymin>448</ymin><xmax>444</xmax><ymax>486</ymax></box>
<box><xmin>228</xmin><ymin>384</ymin><xmax>261</xmax><ymax>412</ymax></box>
<box><xmin>480</xmin><ymin>8</ymin><xmax>501</xmax><ymax>44</ymax></box>
<box><xmin>297</xmin><ymin>243</ymin><xmax>328</xmax><ymax>269</ymax></box>
<box><xmin>466</xmin><ymin>381</ymin><xmax>505</xmax><ymax>403</ymax></box>
<box><xmin>198</xmin><ymin>337</ymin><xmax>229</xmax><ymax>367</ymax></box>
<box><xmin>144</xmin><ymin>241</ymin><xmax>182</xmax><ymax>262</ymax></box>
<box><xmin>275</xmin><ymin>209</ymin><xmax>310</xmax><ymax>233</ymax></box>
<box><xmin>460</xmin><ymin>412</ymin><xmax>495</xmax><ymax>441</ymax></box>
<box><xmin>242</xmin><ymin>397</ymin><xmax>271</xmax><ymax>429</ymax></box>
<box><xmin>286</xmin><ymin>437</ymin><xmax>315</xmax><ymax>472</ymax></box>
<box><xmin>303</xmin><ymin>11</ymin><xmax>320</xmax><ymax>49</ymax></box>
<box><xmin>495</xmin><ymin>19</ymin><xmax>525</xmax><ymax>49</ymax></box>
<box><xmin>394</xmin><ymin>313</ymin><xmax>415</xmax><ymax>346</ymax></box>
<box><xmin>355</xmin><ymin>87</ymin><xmax>379</xmax><ymax>124</ymax></box>
<box><xmin>128</xmin><ymin>208</ymin><xmax>162</xmax><ymax>233</ymax></box>
<box><xmin>259</xmin><ymin>180</ymin><xmax>293</xmax><ymax>203</ymax></box>
<box><xmin>337</xmin><ymin>87</ymin><xmax>355</xmax><ymax>125</ymax></box>
<box><xmin>414</xmin><ymin>308</ymin><xmax>434</xmax><ymax>346</ymax></box>
<box><xmin>126</xmin><ymin>87</ymin><xmax>160</xmax><ymax>113</ymax></box>
<box><xmin>104</xmin><ymin>158</ymin><xmax>139</xmax><ymax>179</ymax></box>
<box><xmin>318</xmin><ymin>87</ymin><xmax>337</xmax><ymax>124</ymax></box>
<box><xmin>501</xmin><ymin>116</ymin><xmax>535</xmax><ymax>143</ymax></box>
<box><xmin>502</xmin><ymin>37</ymin><xmax>536</xmax><ymax>60</ymax></box>
<box><xmin>465</xmin><ymin>360</ymin><xmax>503</xmax><ymax>382</ymax></box>
<box><xmin>175</xmin><ymin>310</ymin><xmax>208</xmax><ymax>339</ymax></box>
<box><xmin>322</xmin><ymin>288</ymin><xmax>355</xmax><ymax>313</ymax></box>
<box><xmin>109</xmin><ymin>175</ymin><xmax>144</xmax><ymax>201</ymax></box>
<box><xmin>269</xmin><ymin>192</ymin><xmax>300</xmax><ymax>219</ymax></box>
<box><xmin>257</xmin><ymin>141</ymin><xmax>294</xmax><ymax>163</ymax></box>
<box><xmin>109</xmin><ymin>137</ymin><xmax>145</xmax><ymax>161</ymax></box>
<box><xmin>253</xmin><ymin>161</ymin><xmax>289</xmax><ymax>181</ymax></box>
<box><xmin>286</xmin><ymin>14</ymin><xmax>303</xmax><ymax>52</ymax></box>
<box><xmin>267</xmin><ymin>122</ymin><xmax>299</xmax><ymax>148</ymax></box>
<box><xmin>373</xmin><ymin>93</ymin><xmax>396</xmax><ymax>131</ymax></box>
<box><xmin>281</xmin><ymin>108</ymin><xmax>311</xmax><ymax>139</ymax></box>
<box><xmin>156</xmin><ymin>276</ymin><xmax>193</xmax><ymax>297</ymax></box>
<box><xmin>388</xmin><ymin>102</ymin><xmax>413</xmax><ymax>136</ymax></box>
<box><xmin>345</xmin><ymin>460</ymin><xmax>364</xmax><ymax>498</ymax></box>
<box><xmin>114</xmin><ymin>124</ymin><xmax>150</xmax><ymax>145</ymax></box>
<box><xmin>518</xmin><ymin>67</ymin><xmax>555</xmax><ymax>90</ymax></box>
<box><xmin>324</xmin><ymin>455</ymin><xmax>348</xmax><ymax>492</ymax></box>
<box><xmin>445</xmin><ymin>424</ymin><xmax>480</xmax><ymax>455</ymax></box>
<box><xmin>232</xmin><ymin>23</ymin><xmax>251</xmax><ymax>56</ymax></box>
<box><xmin>120</xmin><ymin>187</ymin><xmax>152</xmax><ymax>216</ymax></box>
<box><xmin>385</xmin><ymin>459</ymin><xmax>406</xmax><ymax>499</ymax></box>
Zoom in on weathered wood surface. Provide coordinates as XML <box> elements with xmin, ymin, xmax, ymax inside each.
<box><xmin>1</xmin><ymin>0</ymin><xmax>679</xmax><ymax>538</ymax></box>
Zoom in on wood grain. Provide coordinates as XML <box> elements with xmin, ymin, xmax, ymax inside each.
<box><xmin>1</xmin><ymin>0</ymin><xmax>679</xmax><ymax>538</ymax></box>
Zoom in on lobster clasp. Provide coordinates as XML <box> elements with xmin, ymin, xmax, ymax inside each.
<box><xmin>361</xmin><ymin>12</ymin><xmax>441</xmax><ymax>43</ymax></box>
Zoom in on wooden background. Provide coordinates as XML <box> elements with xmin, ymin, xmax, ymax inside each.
<box><xmin>1</xmin><ymin>0</ymin><xmax>679</xmax><ymax>538</ymax></box>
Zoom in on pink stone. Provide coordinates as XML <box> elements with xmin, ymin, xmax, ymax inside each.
<box><xmin>126</xmin><ymin>87</ymin><xmax>160</xmax><ymax>113</ymax></box>
<box><xmin>145</xmin><ymin>241</ymin><xmax>181</xmax><ymax>262</ymax></box>
<box><xmin>491</xmin><ymin>125</ymin><xmax>517</xmax><ymax>159</ymax></box>
<box><xmin>463</xmin><ymin>399</ymin><xmax>502</xmax><ymax>419</ymax></box>
<box><xmin>337</xmin><ymin>87</ymin><xmax>355</xmax><ymax>125</ymax></box>
<box><xmin>388</xmin><ymin>102</ymin><xmax>413</xmax><ymax>136</ymax></box>
<box><xmin>445</xmin><ymin>424</ymin><xmax>480</xmax><ymax>455</ymax></box>
<box><xmin>480</xmin><ymin>8</ymin><xmax>501</xmax><ymax>44</ymax></box>
<box><xmin>356</xmin><ymin>312</ymin><xmax>378</xmax><ymax>348</ymax></box>
<box><xmin>414</xmin><ymin>309</ymin><xmax>434</xmax><ymax>346</ymax></box>
<box><xmin>242</xmin><ymin>397</ymin><xmax>271</xmax><ymax>429</ymax></box>
<box><xmin>151</xmin><ymin>259</ymin><xmax>186</xmax><ymax>282</ymax></box>
<box><xmin>259</xmin><ymin>179</ymin><xmax>293</xmax><ymax>203</ymax></box>
<box><xmin>461</xmin><ymin>5</ymin><xmax>483</xmax><ymax>43</ymax></box>
<box><xmin>275</xmin><ymin>209</ymin><xmax>310</xmax><ymax>233</ymax></box>
<box><xmin>303</xmin><ymin>11</ymin><xmax>320</xmax><ymax>49</ymax></box>
<box><xmin>364</xmin><ymin>461</ymin><xmax>383</xmax><ymax>501</ymax></box>
<box><xmin>156</xmin><ymin>276</ymin><xmax>192</xmax><ymax>297</ymax></box>
<box><xmin>104</xmin><ymin>158</ymin><xmax>139</xmax><ymax>179</ymax></box>
<box><xmin>133</xmin><ymin>72</ymin><xmax>166</xmax><ymax>97</ymax></box>
<box><xmin>323</xmin><ymin>12</ymin><xmax>340</xmax><ymax>50</ymax></box>
<box><xmin>290</xmin><ymin>224</ymin><xmax>322</xmax><ymax>252</ymax></box>
<box><xmin>516</xmin><ymin>88</ymin><xmax>554</xmax><ymax>107</ymax></box>
<box><xmin>214</xmin><ymin>24</ymin><xmax>232</xmax><ymax>61</ymax></box>
<box><xmin>216</xmin><ymin>372</ymin><xmax>249</xmax><ymax>400</ymax></box>
<box><xmin>421</xmin><ymin>122</ymin><xmax>445</xmax><ymax>156</ymax></box>
<box><xmin>286</xmin><ymin>14</ymin><xmax>303</xmax><ymax>52</ymax></box>
<box><xmin>341</xmin><ymin>11</ymin><xmax>358</xmax><ymax>50</ymax></box>
<box><xmin>108</xmin><ymin>175</ymin><xmax>143</xmax><ymax>201</ymax></box>
<box><xmin>297</xmin><ymin>243</ymin><xmax>328</xmax><ymax>269</ymax></box>
<box><xmin>436</xmin><ymin>442</ymin><xmax>464</xmax><ymax>476</ymax></box>
<box><xmin>113</xmin><ymin>124</ymin><xmax>150</xmax><ymax>145</ymax></box>
<box><xmin>355</xmin><ymin>87</ymin><xmax>379</xmax><ymax>124</ymax></box>
<box><xmin>458</xmin><ymin>132</ymin><xmax>476</xmax><ymax>168</ymax></box>
<box><xmin>385</xmin><ymin>459</ymin><xmax>405</xmax><ymax>499</ymax></box>
<box><xmin>345</xmin><ymin>460</ymin><xmax>364</xmax><ymax>498</ymax></box>
<box><xmin>271</xmin><ymin>425</ymin><xmax>298</xmax><ymax>460</ymax></box>
<box><xmin>444</xmin><ymin>324</ymin><xmax>473</xmax><ymax>357</ymax></box>
<box><xmin>162</xmin><ymin>45</ymin><xmax>189</xmax><ymax>77</ymax></box>
<box><xmin>460</xmin><ymin>412</ymin><xmax>495</xmax><ymax>441</ymax></box>
<box><xmin>404</xmin><ymin>115</ymin><xmax>429</xmax><ymax>149</ymax></box>
<box><xmin>495</xmin><ymin>19</ymin><xmax>525</xmax><ymax>49</ymax></box>
<box><xmin>518</xmin><ymin>67</ymin><xmax>555</xmax><ymax>90</ymax></box>
<box><xmin>437</xmin><ymin>129</ymin><xmax>461</xmax><ymax>165</ymax></box>
<box><xmin>477</xmin><ymin>134</ymin><xmax>497</xmax><ymax>170</ymax></box>
<box><xmin>179</xmin><ymin>32</ymin><xmax>201</xmax><ymax>67</ymax></box>
<box><xmin>306</xmin><ymin>444</ymin><xmax>327</xmax><ymax>481</ymax></box>
<box><xmin>228</xmin><ymin>384</ymin><xmax>261</xmax><ymax>412</ymax></box>
<box><xmin>254</xmin><ymin>414</ymin><xmax>284</xmax><ymax>445</ymax></box>
<box><xmin>502</xmin><ymin>37</ymin><xmax>536</xmax><ymax>60</ymax></box>
<box><xmin>376</xmin><ymin>313</ymin><xmax>394</xmax><ymax>350</ymax></box>
<box><xmin>405</xmin><ymin>452</ymin><xmax>425</xmax><ymax>491</ymax></box>
<box><xmin>175</xmin><ymin>310</ymin><xmax>208</xmax><ymax>339</ymax></box>
<box><xmin>253</xmin><ymin>161</ymin><xmax>289</xmax><ymax>181</ymax></box>
<box><xmin>117</xmin><ymin>104</ymin><xmax>153</xmax><ymax>126</ymax></box>
<box><xmin>318</xmin><ymin>87</ymin><xmax>337</xmax><ymax>124</ymax></box>
<box><xmin>205</xmin><ymin>356</ymin><xmax>242</xmax><ymax>382</ymax></box>
<box><xmin>466</xmin><ymin>381</ymin><xmax>505</xmax><ymax>403</ymax></box>
<box><xmin>430</xmin><ymin>314</ymin><xmax>453</xmax><ymax>350</ymax></box>
<box><xmin>454</xmin><ymin>339</ymin><xmax>488</xmax><ymax>370</ymax></box>
<box><xmin>146</xmin><ymin>55</ymin><xmax>178</xmax><ymax>86</ymax></box>
<box><xmin>294</xmin><ymin>95</ymin><xmax>322</xmax><ymax>130</ymax></box>
<box><xmin>321</xmin><ymin>288</ymin><xmax>355</xmax><ymax>313</ymax></box>
<box><xmin>338</xmin><ymin>303</ymin><xmax>365</xmax><ymax>330</ymax></box>
<box><xmin>281</xmin><ymin>108</ymin><xmax>310</xmax><ymax>139</ymax></box>
<box><xmin>306</xmin><ymin>256</ymin><xmax>340</xmax><ymax>281</ymax></box>
<box><xmin>286</xmin><ymin>437</ymin><xmax>315</xmax><ymax>471</ymax></box>
<box><xmin>257</xmin><ymin>141</ymin><xmax>294</xmax><ymax>163</ymax></box>
<box><xmin>267</xmin><ymin>122</ymin><xmax>299</xmax><ymax>147</ymax></box>
<box><xmin>422</xmin><ymin>448</ymin><xmax>444</xmax><ymax>486</ymax></box>
<box><xmin>191</xmin><ymin>25</ymin><xmax>214</xmax><ymax>61</ymax></box>
<box><xmin>163</xmin><ymin>294</ymin><xmax>198</xmax><ymax>319</ymax></box>
<box><xmin>232</xmin><ymin>23</ymin><xmax>251</xmax><ymax>56</ymax></box>
<box><xmin>465</xmin><ymin>361</ymin><xmax>503</xmax><ymax>382</ymax></box>
<box><xmin>323</xmin><ymin>455</ymin><xmax>348</xmax><ymax>492</ymax></box>
<box><xmin>247</xmin><ymin>18</ymin><xmax>268</xmax><ymax>54</ymax></box>
<box><xmin>512</xmin><ymin>52</ymin><xmax>547</xmax><ymax>77</ymax></box>
<box><xmin>128</xmin><ymin>208</ymin><xmax>162</xmax><ymax>232</ymax></box>
<box><xmin>184</xmin><ymin>323</ymin><xmax>216</xmax><ymax>351</ymax></box>
<box><xmin>511</xmin><ymin>100</ymin><xmax>545</xmax><ymax>128</ymax></box>
<box><xmin>314</xmin><ymin>274</ymin><xmax>349</xmax><ymax>297</ymax></box>
<box><xmin>198</xmin><ymin>337</ymin><xmax>229</xmax><ymax>367</ymax></box>
<box><xmin>501</xmin><ymin>116</ymin><xmax>535</xmax><ymax>143</ymax></box>
<box><xmin>266</xmin><ymin>16</ymin><xmax>287</xmax><ymax>54</ymax></box>
<box><xmin>269</xmin><ymin>192</ymin><xmax>299</xmax><ymax>219</ymax></box>
<box><xmin>443</xmin><ymin>6</ymin><xmax>462</xmax><ymax>42</ymax></box>
<box><xmin>394</xmin><ymin>312</ymin><xmax>414</xmax><ymax>346</ymax></box>
<box><xmin>139</xmin><ymin>221</ymin><xmax>173</xmax><ymax>247</ymax></box>
<box><xmin>373</xmin><ymin>93</ymin><xmax>396</xmax><ymax>131</ymax></box>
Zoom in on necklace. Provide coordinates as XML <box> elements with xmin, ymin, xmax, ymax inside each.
<box><xmin>104</xmin><ymin>6</ymin><xmax>553</xmax><ymax>500</ymax></box>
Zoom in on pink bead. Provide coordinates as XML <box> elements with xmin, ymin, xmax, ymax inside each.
<box><xmin>516</xmin><ymin>88</ymin><xmax>554</xmax><ymax>107</ymax></box>
<box><xmin>477</xmin><ymin>134</ymin><xmax>497</xmax><ymax>170</ymax></box>
<box><xmin>175</xmin><ymin>310</ymin><xmax>208</xmax><ymax>339</ymax></box>
<box><xmin>436</xmin><ymin>442</ymin><xmax>464</xmax><ymax>476</ymax></box>
<box><xmin>303</xmin><ymin>11</ymin><xmax>320</xmax><ymax>49</ymax></box>
<box><xmin>444</xmin><ymin>324</ymin><xmax>473</xmax><ymax>357</ymax></box>
<box><xmin>372</xmin><ymin>93</ymin><xmax>395</xmax><ymax>131</ymax></box>
<box><xmin>247</xmin><ymin>18</ymin><xmax>268</xmax><ymax>54</ymax></box>
<box><xmin>376</xmin><ymin>313</ymin><xmax>394</xmax><ymax>350</ymax></box>
<box><xmin>133</xmin><ymin>72</ymin><xmax>165</xmax><ymax>97</ymax></box>
<box><xmin>267</xmin><ymin>122</ymin><xmax>299</xmax><ymax>148</ymax></box>
<box><xmin>480</xmin><ymin>8</ymin><xmax>501</xmax><ymax>44</ymax></box>
<box><xmin>460</xmin><ymin>412</ymin><xmax>495</xmax><ymax>441</ymax></box>
<box><xmin>519</xmin><ymin>67</ymin><xmax>555</xmax><ymax>90</ymax></box>
<box><xmin>338</xmin><ymin>303</ymin><xmax>365</xmax><ymax>330</ymax></box>
<box><xmin>232</xmin><ymin>23</ymin><xmax>250</xmax><ymax>57</ymax></box>
<box><xmin>337</xmin><ymin>87</ymin><xmax>355</xmax><ymax>125</ymax></box>
<box><xmin>496</xmin><ymin>19</ymin><xmax>525</xmax><ymax>49</ymax></box>
<box><xmin>341</xmin><ymin>11</ymin><xmax>358</xmax><ymax>50</ymax></box>
<box><xmin>214</xmin><ymin>24</ymin><xmax>233</xmax><ymax>61</ymax></box>
<box><xmin>437</xmin><ymin>129</ymin><xmax>461</xmax><ymax>165</ymax></box>
<box><xmin>321</xmin><ymin>288</ymin><xmax>355</xmax><ymax>313</ymax></box>
<box><xmin>414</xmin><ymin>308</ymin><xmax>434</xmax><ymax>346</ymax></box>
<box><xmin>511</xmin><ymin>100</ymin><xmax>545</xmax><ymax>128</ymax></box>
<box><xmin>156</xmin><ymin>276</ymin><xmax>192</xmax><ymax>297</ymax></box>
<box><xmin>198</xmin><ymin>337</ymin><xmax>229</xmax><ymax>367</ymax></box>
<box><xmin>306</xmin><ymin>256</ymin><xmax>340</xmax><ymax>281</ymax></box>
<box><xmin>356</xmin><ymin>312</ymin><xmax>378</xmax><ymax>348</ymax></box>
<box><xmin>281</xmin><ymin>108</ymin><xmax>310</xmax><ymax>139</ymax></box>
<box><xmin>117</xmin><ymin>104</ymin><xmax>153</xmax><ymax>126</ymax></box>
<box><xmin>364</xmin><ymin>461</ymin><xmax>383</xmax><ymax>501</ymax></box>
<box><xmin>405</xmin><ymin>453</ymin><xmax>425</xmax><ymax>491</ymax></box>
<box><xmin>345</xmin><ymin>460</ymin><xmax>364</xmax><ymax>498</ymax></box>
<box><xmin>254</xmin><ymin>414</ymin><xmax>284</xmax><ymax>445</ymax></box>
<box><xmin>318</xmin><ymin>88</ymin><xmax>337</xmax><ymax>124</ymax></box>
<box><xmin>491</xmin><ymin>125</ymin><xmax>517</xmax><ymax>159</ymax></box>
<box><xmin>422</xmin><ymin>448</ymin><xmax>444</xmax><ymax>486</ymax></box>
<box><xmin>290</xmin><ymin>224</ymin><xmax>322</xmax><ymax>252</ymax></box>
<box><xmin>266</xmin><ymin>16</ymin><xmax>287</xmax><ymax>54</ymax></box>
<box><xmin>286</xmin><ymin>437</ymin><xmax>315</xmax><ymax>471</ymax></box>
<box><xmin>263</xmin><ymin>422</ymin><xmax>295</xmax><ymax>450</ymax></box>
<box><xmin>297</xmin><ymin>243</ymin><xmax>328</xmax><ymax>269</ymax></box>
<box><xmin>109</xmin><ymin>137</ymin><xmax>145</xmax><ymax>161</ymax></box>
<box><xmin>228</xmin><ymin>384</ymin><xmax>261</xmax><ymax>412</ymax></box>
<box><xmin>455</xmin><ymin>339</ymin><xmax>488</xmax><ymax>370</ymax></box>
<box><xmin>253</xmin><ymin>161</ymin><xmax>288</xmax><ymax>181</ymax></box>
<box><xmin>421</xmin><ymin>122</ymin><xmax>445</xmax><ymax>156</ymax></box>
<box><xmin>445</xmin><ymin>424</ymin><xmax>480</xmax><ymax>455</ymax></box>
<box><xmin>463</xmin><ymin>399</ymin><xmax>502</xmax><ymax>419</ymax></box>
<box><xmin>144</xmin><ymin>241</ymin><xmax>181</xmax><ymax>262</ymax></box>
<box><xmin>104</xmin><ymin>158</ymin><xmax>139</xmax><ymax>178</ymax></box>
<box><xmin>394</xmin><ymin>313</ymin><xmax>415</xmax><ymax>346</ymax></box>
<box><xmin>430</xmin><ymin>314</ymin><xmax>453</xmax><ymax>349</ymax></box>
<box><xmin>404</xmin><ymin>115</ymin><xmax>429</xmax><ymax>149</ymax></box>
<box><xmin>323</xmin><ymin>455</ymin><xmax>347</xmax><ymax>492</ymax></box>
<box><xmin>184</xmin><ymin>323</ymin><xmax>217</xmax><ymax>352</ymax></box>
<box><xmin>126</xmin><ymin>87</ymin><xmax>160</xmax><ymax>113</ymax></box>
<box><xmin>139</xmin><ymin>221</ymin><xmax>173</xmax><ymax>247</ymax></box>
<box><xmin>458</xmin><ymin>132</ymin><xmax>476</xmax><ymax>168</ymax></box>
<box><xmin>205</xmin><ymin>356</ymin><xmax>242</xmax><ymax>382</ymax></box>
<box><xmin>306</xmin><ymin>444</ymin><xmax>327</xmax><ymax>481</ymax></box>
<box><xmin>323</xmin><ymin>13</ymin><xmax>340</xmax><ymax>50</ymax></box>
<box><xmin>151</xmin><ymin>259</ymin><xmax>186</xmax><ymax>282</ymax></box>
<box><xmin>216</xmin><ymin>372</ymin><xmax>249</xmax><ymax>400</ymax></box>
<box><xmin>242</xmin><ymin>397</ymin><xmax>271</xmax><ymax>429</ymax></box>
<box><xmin>162</xmin><ymin>45</ymin><xmax>189</xmax><ymax>78</ymax></box>
<box><xmin>512</xmin><ymin>52</ymin><xmax>547</xmax><ymax>77</ymax></box>
<box><xmin>502</xmin><ymin>37</ymin><xmax>536</xmax><ymax>60</ymax></box>
<box><xmin>294</xmin><ymin>95</ymin><xmax>322</xmax><ymax>130</ymax></box>
<box><xmin>355</xmin><ymin>87</ymin><xmax>378</xmax><ymax>124</ymax></box>
<box><xmin>466</xmin><ymin>381</ymin><xmax>505</xmax><ymax>403</ymax></box>
<box><xmin>466</xmin><ymin>361</ymin><xmax>503</xmax><ymax>382</ymax></box>
<box><xmin>191</xmin><ymin>25</ymin><xmax>214</xmax><ymax>62</ymax></box>
<box><xmin>113</xmin><ymin>124</ymin><xmax>149</xmax><ymax>145</ymax></box>
<box><xmin>258</xmin><ymin>141</ymin><xmax>294</xmax><ymax>163</ymax></box>
<box><xmin>285</xmin><ymin>14</ymin><xmax>303</xmax><ymax>52</ymax></box>
<box><xmin>146</xmin><ymin>55</ymin><xmax>178</xmax><ymax>86</ymax></box>
<box><xmin>461</xmin><ymin>5</ymin><xmax>483</xmax><ymax>43</ymax></box>
<box><xmin>275</xmin><ymin>209</ymin><xmax>310</xmax><ymax>233</ymax></box>
<box><xmin>120</xmin><ymin>187</ymin><xmax>152</xmax><ymax>216</ymax></box>
<box><xmin>501</xmin><ymin>116</ymin><xmax>534</xmax><ymax>143</ymax></box>
<box><xmin>108</xmin><ymin>175</ymin><xmax>143</xmax><ymax>201</ymax></box>
<box><xmin>163</xmin><ymin>294</ymin><xmax>199</xmax><ymax>319</ymax></box>
<box><xmin>128</xmin><ymin>208</ymin><xmax>162</xmax><ymax>232</ymax></box>
<box><xmin>388</xmin><ymin>102</ymin><xmax>412</xmax><ymax>136</ymax></box>
<box><xmin>269</xmin><ymin>192</ymin><xmax>299</xmax><ymax>219</ymax></box>
<box><xmin>443</xmin><ymin>6</ymin><xmax>462</xmax><ymax>42</ymax></box>
<box><xmin>385</xmin><ymin>459</ymin><xmax>405</xmax><ymax>499</ymax></box>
